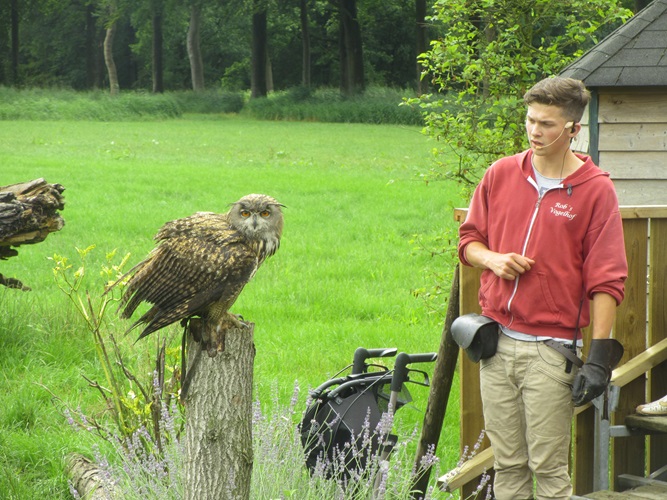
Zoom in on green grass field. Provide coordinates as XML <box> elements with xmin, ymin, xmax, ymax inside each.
<box><xmin>1</xmin><ymin>116</ymin><xmax>464</xmax><ymax>497</ymax></box>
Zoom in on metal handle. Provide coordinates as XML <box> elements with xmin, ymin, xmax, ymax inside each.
<box><xmin>352</xmin><ymin>347</ymin><xmax>398</xmax><ymax>374</ymax></box>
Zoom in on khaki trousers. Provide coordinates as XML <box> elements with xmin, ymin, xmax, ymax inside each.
<box><xmin>480</xmin><ymin>333</ymin><xmax>577</xmax><ymax>500</ymax></box>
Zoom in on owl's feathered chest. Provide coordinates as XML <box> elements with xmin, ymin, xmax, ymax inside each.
<box><xmin>116</xmin><ymin>202</ymin><xmax>282</xmax><ymax>340</ymax></box>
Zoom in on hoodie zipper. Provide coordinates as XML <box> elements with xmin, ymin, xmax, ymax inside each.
<box><xmin>505</xmin><ymin>178</ymin><xmax>562</xmax><ymax>326</ymax></box>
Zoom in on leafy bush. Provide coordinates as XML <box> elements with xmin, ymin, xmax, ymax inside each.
<box><xmin>407</xmin><ymin>0</ymin><xmax>632</xmax><ymax>194</ymax></box>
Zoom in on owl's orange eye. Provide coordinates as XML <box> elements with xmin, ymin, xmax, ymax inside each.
<box><xmin>260</xmin><ymin>210</ymin><xmax>270</xmax><ymax>217</ymax></box>
<box><xmin>241</xmin><ymin>210</ymin><xmax>251</xmax><ymax>218</ymax></box>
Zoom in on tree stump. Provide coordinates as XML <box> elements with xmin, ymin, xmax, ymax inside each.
<box><xmin>0</xmin><ymin>178</ymin><xmax>65</xmax><ymax>290</ymax></box>
<box><xmin>183</xmin><ymin>319</ymin><xmax>255</xmax><ymax>500</ymax></box>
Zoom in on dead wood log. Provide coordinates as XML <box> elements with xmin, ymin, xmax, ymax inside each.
<box><xmin>0</xmin><ymin>178</ymin><xmax>65</xmax><ymax>290</ymax></box>
<box><xmin>65</xmin><ymin>452</ymin><xmax>119</xmax><ymax>499</ymax></box>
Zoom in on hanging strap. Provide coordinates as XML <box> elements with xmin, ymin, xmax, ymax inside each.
<box><xmin>544</xmin><ymin>339</ymin><xmax>584</xmax><ymax>368</ymax></box>
<box><xmin>543</xmin><ymin>295</ymin><xmax>585</xmax><ymax>372</ymax></box>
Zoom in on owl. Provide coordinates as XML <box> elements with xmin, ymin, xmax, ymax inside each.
<box><xmin>113</xmin><ymin>194</ymin><xmax>284</xmax><ymax>348</ymax></box>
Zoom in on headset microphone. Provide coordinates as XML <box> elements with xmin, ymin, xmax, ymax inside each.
<box><xmin>534</xmin><ymin>121</ymin><xmax>574</xmax><ymax>150</ymax></box>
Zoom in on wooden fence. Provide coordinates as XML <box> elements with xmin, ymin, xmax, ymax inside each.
<box><xmin>442</xmin><ymin>206</ymin><xmax>667</xmax><ymax>497</ymax></box>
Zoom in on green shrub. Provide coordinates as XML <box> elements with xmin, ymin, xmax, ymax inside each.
<box><xmin>242</xmin><ymin>86</ymin><xmax>423</xmax><ymax>126</ymax></box>
<box><xmin>0</xmin><ymin>87</ymin><xmax>244</xmax><ymax>120</ymax></box>
<box><xmin>171</xmin><ymin>90</ymin><xmax>245</xmax><ymax>114</ymax></box>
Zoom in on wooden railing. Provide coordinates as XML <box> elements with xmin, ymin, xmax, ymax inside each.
<box><xmin>440</xmin><ymin>206</ymin><xmax>667</xmax><ymax>496</ymax></box>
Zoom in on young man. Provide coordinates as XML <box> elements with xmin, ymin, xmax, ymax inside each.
<box><xmin>458</xmin><ymin>77</ymin><xmax>627</xmax><ymax>499</ymax></box>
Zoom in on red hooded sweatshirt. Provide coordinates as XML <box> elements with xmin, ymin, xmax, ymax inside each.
<box><xmin>458</xmin><ymin>150</ymin><xmax>627</xmax><ymax>341</ymax></box>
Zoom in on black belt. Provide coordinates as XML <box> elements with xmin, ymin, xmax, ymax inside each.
<box><xmin>543</xmin><ymin>339</ymin><xmax>583</xmax><ymax>368</ymax></box>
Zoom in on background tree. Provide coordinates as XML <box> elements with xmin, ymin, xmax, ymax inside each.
<box><xmin>187</xmin><ymin>0</ymin><xmax>205</xmax><ymax>90</ymax></box>
<box><xmin>0</xmin><ymin>0</ymin><xmax>429</xmax><ymax>92</ymax></box>
<box><xmin>338</xmin><ymin>0</ymin><xmax>364</xmax><ymax>95</ymax></box>
<box><xmin>10</xmin><ymin>0</ymin><xmax>19</xmax><ymax>85</ymax></box>
<box><xmin>411</xmin><ymin>0</ymin><xmax>632</xmax><ymax>197</ymax></box>
<box><xmin>299</xmin><ymin>0</ymin><xmax>311</xmax><ymax>88</ymax></box>
<box><xmin>250</xmin><ymin>0</ymin><xmax>269</xmax><ymax>98</ymax></box>
<box><xmin>102</xmin><ymin>0</ymin><xmax>121</xmax><ymax>95</ymax></box>
<box><xmin>415</xmin><ymin>0</ymin><xmax>429</xmax><ymax>95</ymax></box>
<box><xmin>151</xmin><ymin>0</ymin><xmax>165</xmax><ymax>93</ymax></box>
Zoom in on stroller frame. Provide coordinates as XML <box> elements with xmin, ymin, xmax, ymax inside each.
<box><xmin>300</xmin><ymin>347</ymin><xmax>437</xmax><ymax>487</ymax></box>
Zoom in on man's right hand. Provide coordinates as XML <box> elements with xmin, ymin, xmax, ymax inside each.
<box><xmin>486</xmin><ymin>252</ymin><xmax>536</xmax><ymax>280</ymax></box>
<box><xmin>465</xmin><ymin>242</ymin><xmax>535</xmax><ymax>280</ymax></box>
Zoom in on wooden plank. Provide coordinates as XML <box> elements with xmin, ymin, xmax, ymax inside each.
<box><xmin>648</xmin><ymin>219</ymin><xmax>667</xmax><ymax>473</ymax></box>
<box><xmin>453</xmin><ymin>208</ymin><xmax>467</xmax><ymax>223</ymax></box>
<box><xmin>613</xmin><ymin>180</ymin><xmax>667</xmax><ymax>207</ymax></box>
<box><xmin>573</xmin><ymin>320</ymin><xmax>596</xmax><ymax>495</ymax></box>
<box><xmin>599</xmin><ymin>151</ymin><xmax>667</xmax><ymax>179</ymax></box>
<box><xmin>620</xmin><ymin>206</ymin><xmax>667</xmax><ymax>219</ymax></box>
<box><xmin>458</xmin><ymin>264</ymin><xmax>489</xmax><ymax>498</ymax></box>
<box><xmin>611</xmin><ymin>337</ymin><xmax>667</xmax><ymax>388</ymax></box>
<box><xmin>598</xmin><ymin>123</ymin><xmax>667</xmax><ymax>152</ymax></box>
<box><xmin>598</xmin><ymin>92</ymin><xmax>667</xmax><ymax>124</ymax></box>
<box><xmin>626</xmin><ymin>415</ymin><xmax>667</xmax><ymax>434</ymax></box>
<box><xmin>612</xmin><ymin>218</ymin><xmax>649</xmax><ymax>487</ymax></box>
<box><xmin>436</xmin><ymin>447</ymin><xmax>494</xmax><ymax>492</ymax></box>
<box><xmin>572</xmin><ymin>125</ymin><xmax>590</xmax><ymax>154</ymax></box>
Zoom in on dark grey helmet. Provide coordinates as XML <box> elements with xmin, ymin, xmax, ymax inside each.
<box><xmin>451</xmin><ymin>314</ymin><xmax>498</xmax><ymax>362</ymax></box>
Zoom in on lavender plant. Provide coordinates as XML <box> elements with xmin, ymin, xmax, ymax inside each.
<box><xmin>68</xmin><ymin>377</ymin><xmax>490</xmax><ymax>499</ymax></box>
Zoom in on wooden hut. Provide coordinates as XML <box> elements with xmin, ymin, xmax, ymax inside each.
<box><xmin>560</xmin><ymin>0</ymin><xmax>667</xmax><ymax>205</ymax></box>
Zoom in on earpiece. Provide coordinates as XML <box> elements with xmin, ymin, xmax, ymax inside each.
<box><xmin>534</xmin><ymin>121</ymin><xmax>576</xmax><ymax>150</ymax></box>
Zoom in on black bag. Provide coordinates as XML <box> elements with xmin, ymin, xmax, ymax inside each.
<box><xmin>451</xmin><ymin>313</ymin><xmax>499</xmax><ymax>362</ymax></box>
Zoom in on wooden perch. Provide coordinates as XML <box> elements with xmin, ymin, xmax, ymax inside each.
<box><xmin>0</xmin><ymin>178</ymin><xmax>65</xmax><ymax>290</ymax></box>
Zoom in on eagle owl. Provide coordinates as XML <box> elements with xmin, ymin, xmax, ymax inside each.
<box><xmin>115</xmin><ymin>194</ymin><xmax>284</xmax><ymax>345</ymax></box>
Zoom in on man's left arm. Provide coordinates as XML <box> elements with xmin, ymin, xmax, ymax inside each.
<box><xmin>572</xmin><ymin>292</ymin><xmax>625</xmax><ymax>406</ymax></box>
<box><xmin>591</xmin><ymin>292</ymin><xmax>617</xmax><ymax>340</ymax></box>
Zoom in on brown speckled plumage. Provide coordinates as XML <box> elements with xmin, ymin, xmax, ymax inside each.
<box><xmin>115</xmin><ymin>194</ymin><xmax>284</xmax><ymax>342</ymax></box>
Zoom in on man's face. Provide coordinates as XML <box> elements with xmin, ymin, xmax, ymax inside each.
<box><xmin>525</xmin><ymin>103</ymin><xmax>573</xmax><ymax>155</ymax></box>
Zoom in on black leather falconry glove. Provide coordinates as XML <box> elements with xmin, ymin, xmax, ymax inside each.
<box><xmin>572</xmin><ymin>338</ymin><xmax>624</xmax><ymax>407</ymax></box>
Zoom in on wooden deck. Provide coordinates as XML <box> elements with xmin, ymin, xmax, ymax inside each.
<box><xmin>574</xmin><ymin>483</ymin><xmax>667</xmax><ymax>499</ymax></box>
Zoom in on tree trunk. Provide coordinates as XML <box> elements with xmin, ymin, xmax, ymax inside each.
<box><xmin>415</xmin><ymin>0</ymin><xmax>428</xmax><ymax>95</ymax></box>
<box><xmin>187</xmin><ymin>3</ymin><xmax>205</xmax><ymax>91</ymax></box>
<box><xmin>0</xmin><ymin>178</ymin><xmax>65</xmax><ymax>290</ymax></box>
<box><xmin>410</xmin><ymin>264</ymin><xmax>460</xmax><ymax>498</ymax></box>
<box><xmin>152</xmin><ymin>2</ymin><xmax>164</xmax><ymax>93</ymax></box>
<box><xmin>183</xmin><ymin>320</ymin><xmax>254</xmax><ymax>500</ymax></box>
<box><xmin>85</xmin><ymin>4</ymin><xmax>98</xmax><ymax>89</ymax></box>
<box><xmin>103</xmin><ymin>21</ymin><xmax>120</xmax><ymax>96</ymax></box>
<box><xmin>251</xmin><ymin>7</ymin><xmax>268</xmax><ymax>98</ymax></box>
<box><xmin>300</xmin><ymin>0</ymin><xmax>311</xmax><ymax>88</ymax></box>
<box><xmin>10</xmin><ymin>0</ymin><xmax>19</xmax><ymax>85</ymax></box>
<box><xmin>339</xmin><ymin>0</ymin><xmax>364</xmax><ymax>96</ymax></box>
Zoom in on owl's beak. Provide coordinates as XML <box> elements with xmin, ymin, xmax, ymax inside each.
<box><xmin>252</xmin><ymin>214</ymin><xmax>259</xmax><ymax>229</ymax></box>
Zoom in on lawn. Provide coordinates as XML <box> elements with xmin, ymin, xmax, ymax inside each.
<box><xmin>0</xmin><ymin>116</ymin><xmax>464</xmax><ymax>497</ymax></box>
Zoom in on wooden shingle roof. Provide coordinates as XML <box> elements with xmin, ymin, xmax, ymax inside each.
<box><xmin>560</xmin><ymin>0</ymin><xmax>667</xmax><ymax>87</ymax></box>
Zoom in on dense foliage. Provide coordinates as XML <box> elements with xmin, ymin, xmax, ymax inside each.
<box><xmin>409</xmin><ymin>0</ymin><xmax>633</xmax><ymax>197</ymax></box>
<box><xmin>0</xmin><ymin>0</ymin><xmax>428</xmax><ymax>92</ymax></box>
